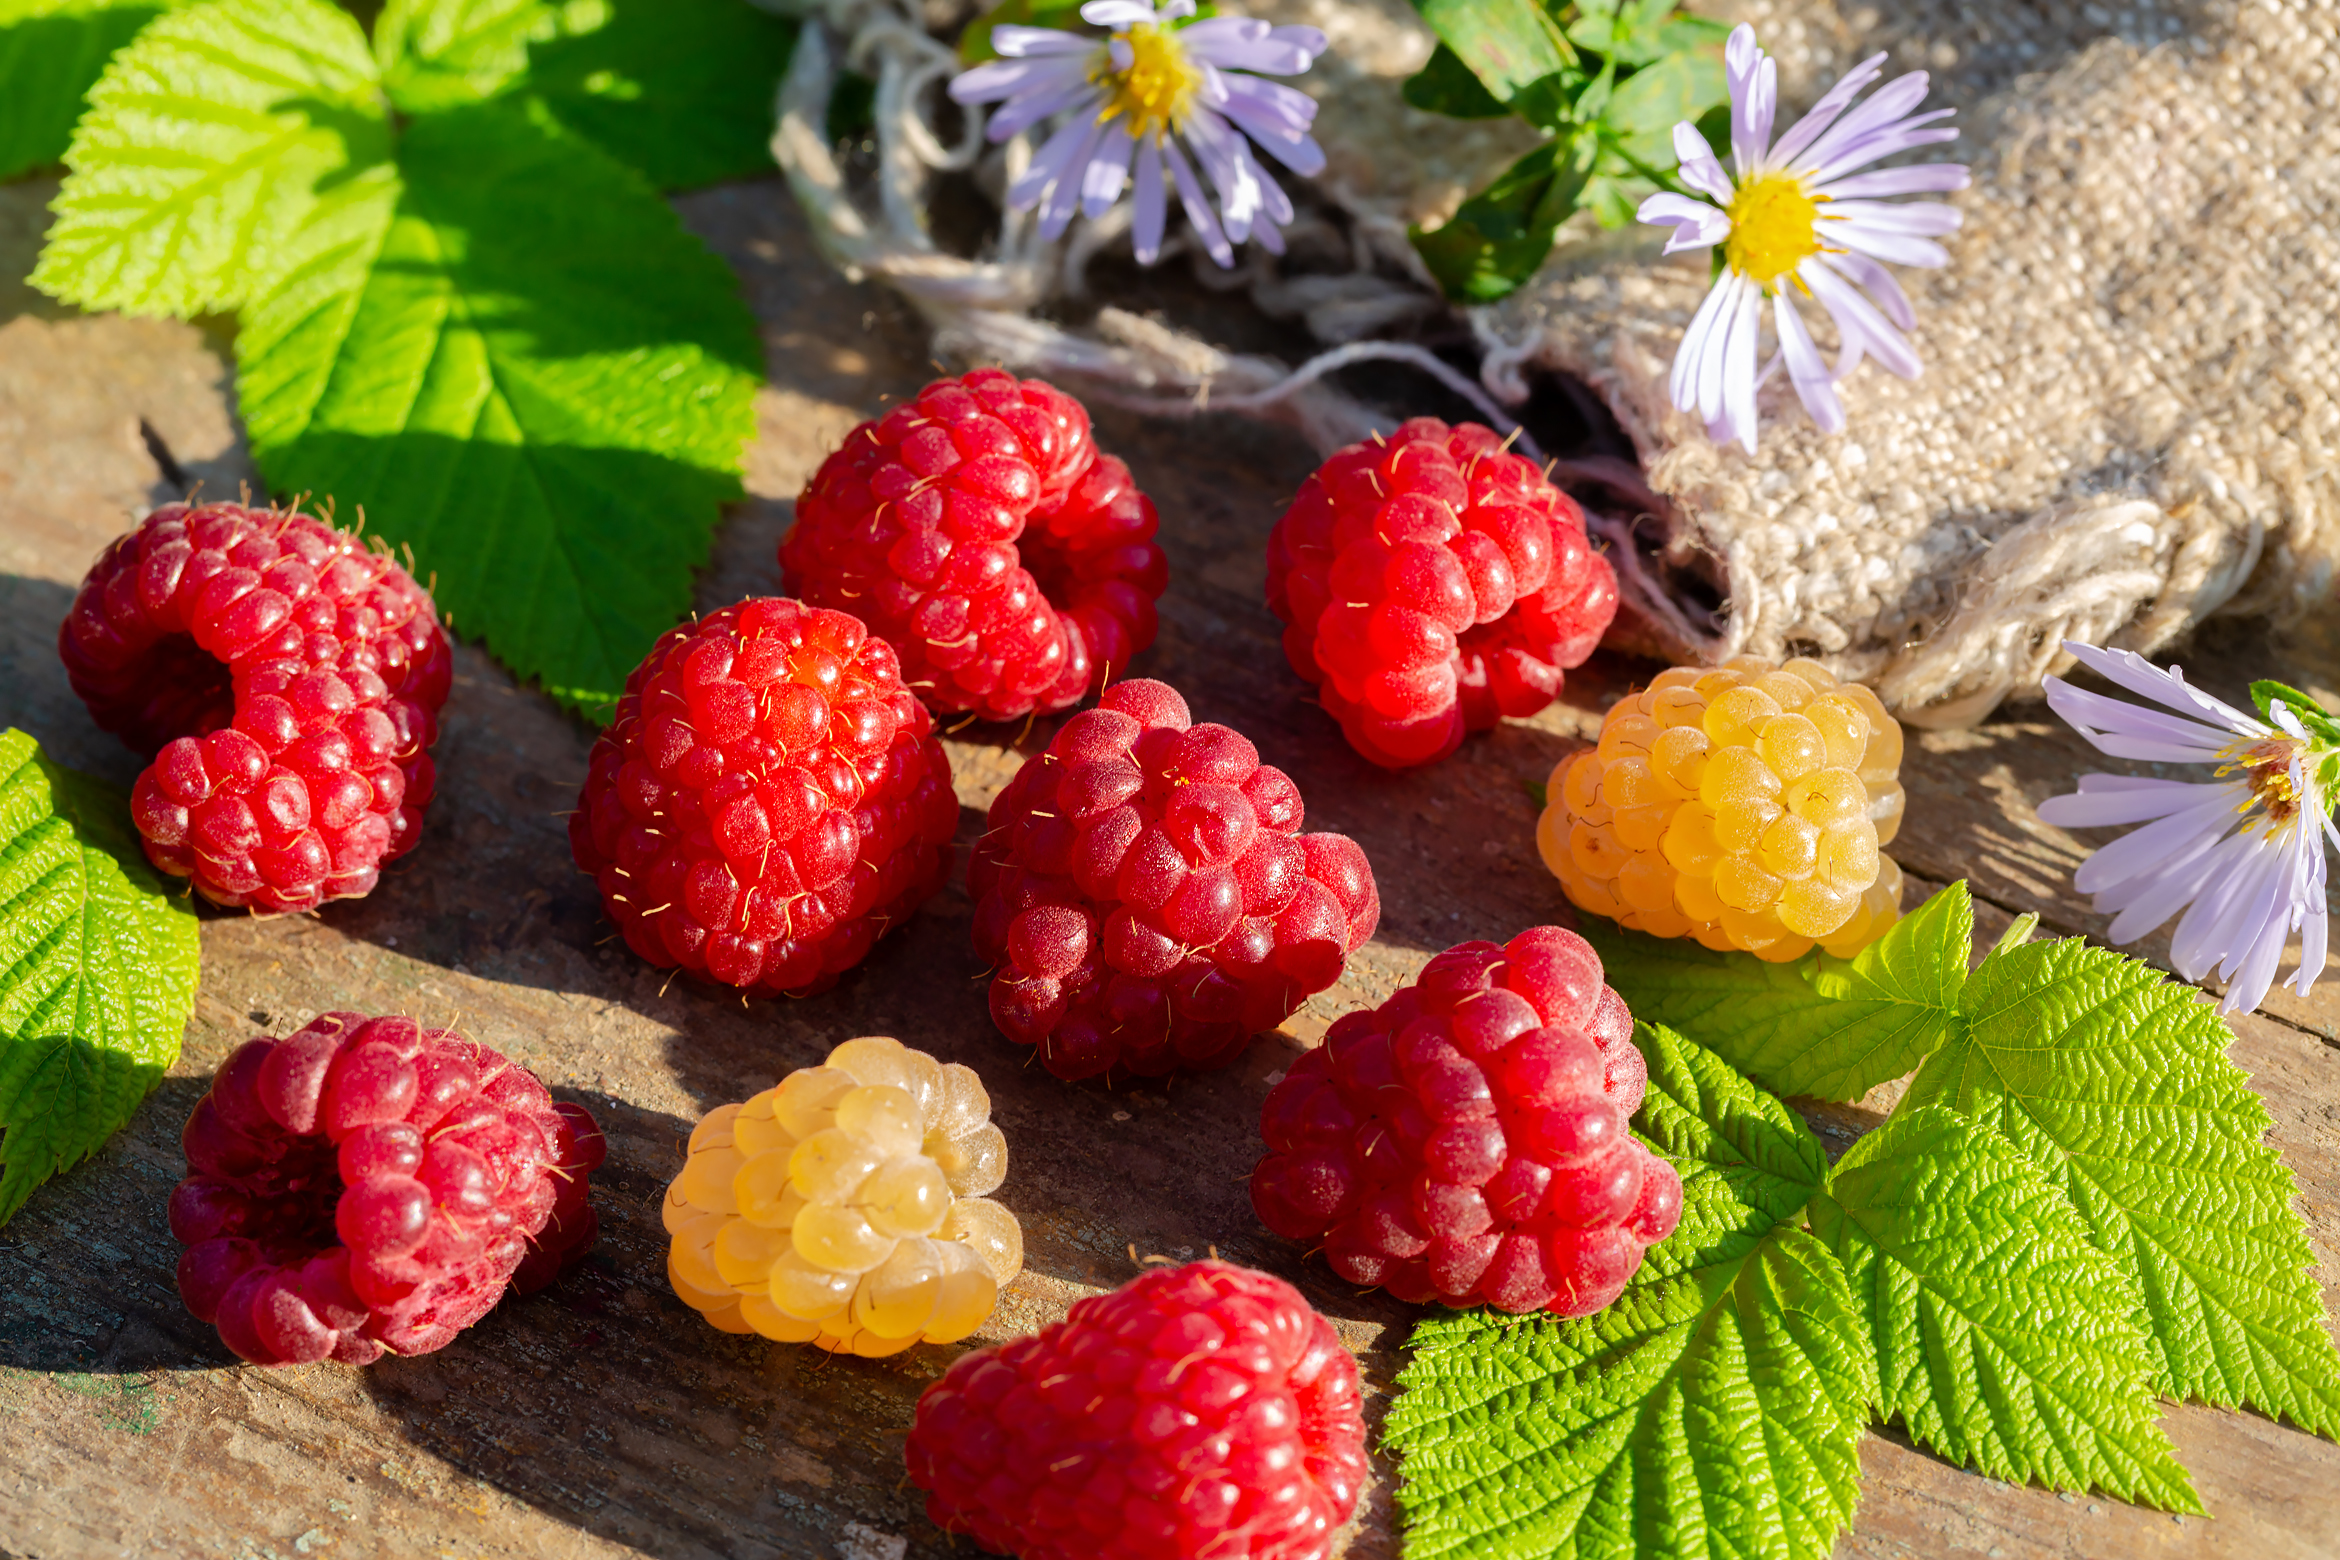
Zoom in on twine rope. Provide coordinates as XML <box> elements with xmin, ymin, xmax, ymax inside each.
<box><xmin>755</xmin><ymin>0</ymin><xmax>1539</xmax><ymax>457</ymax></box>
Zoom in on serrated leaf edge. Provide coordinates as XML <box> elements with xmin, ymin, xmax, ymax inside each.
<box><xmin>1817</xmin><ymin>1105</ymin><xmax>2202</xmax><ymax>1512</ymax></box>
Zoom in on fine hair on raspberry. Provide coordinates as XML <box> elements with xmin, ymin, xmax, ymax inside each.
<box><xmin>170</xmin><ymin>1012</ymin><xmax>605</xmax><ymax>1365</ymax></box>
<box><xmin>1252</xmin><ymin>927</ymin><xmax>1682</xmax><ymax>1317</ymax></box>
<box><xmin>783</xmin><ymin>368</ymin><xmax>1169</xmax><ymax>722</ymax></box>
<box><xmin>905</xmin><ymin>1259</ymin><xmax>1368</xmax><ymax>1560</ymax></box>
<box><xmin>61</xmin><ymin>501</ymin><xmax>452</xmax><ymax>911</ymax></box>
<box><xmin>571</xmin><ymin>596</ymin><xmax>959</xmax><ymax>997</ymax></box>
<box><xmin>1266</xmin><ymin>418</ymin><xmax>1619</xmax><ymax>768</ymax></box>
<box><xmin>970</xmin><ymin>678</ymin><xmax>1380</xmax><ymax>1080</ymax></box>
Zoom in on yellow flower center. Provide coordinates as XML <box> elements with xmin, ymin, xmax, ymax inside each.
<box><xmin>1094</xmin><ymin>24</ymin><xmax>1199</xmax><ymax>141</ymax></box>
<box><xmin>2219</xmin><ymin>736</ymin><xmax>2306</xmax><ymax>827</ymax></box>
<box><xmin>1723</xmin><ymin>172</ymin><xmax>1825</xmax><ymax>288</ymax></box>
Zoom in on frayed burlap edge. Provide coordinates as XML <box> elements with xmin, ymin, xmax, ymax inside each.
<box><xmin>1482</xmin><ymin>3</ymin><xmax>2339</xmax><ymax>726</ymax></box>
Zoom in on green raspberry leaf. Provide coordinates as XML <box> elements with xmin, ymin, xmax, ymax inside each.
<box><xmin>523</xmin><ymin>0</ymin><xmax>799</xmax><ymax>190</ymax></box>
<box><xmin>1385</xmin><ymin>1024</ymin><xmax>1869</xmax><ymax>1560</ymax></box>
<box><xmin>1629</xmin><ymin>1019</ymin><xmax>1828</xmax><ymax>1256</ymax></box>
<box><xmin>32</xmin><ymin>0</ymin><xmax>389</xmax><ymax>316</ymax></box>
<box><xmin>377</xmin><ymin>0</ymin><xmax>799</xmax><ymax>189</ymax></box>
<box><xmin>0</xmin><ymin>0</ymin><xmax>192</xmax><ymax>180</ymax></box>
<box><xmin>1904</xmin><ymin>932</ymin><xmax>2340</xmax><ymax>1436</ymax></box>
<box><xmin>1586</xmin><ymin>881</ymin><xmax>1972</xmax><ymax>1103</ymax></box>
<box><xmin>236</xmin><ymin>96</ymin><xmax>761</xmax><ymax>715</ymax></box>
<box><xmin>1811</xmin><ymin>1105</ymin><xmax>2199</xmax><ymax>1510</ymax></box>
<box><xmin>374</xmin><ymin>0</ymin><xmax>546</xmax><ymax>112</ymax></box>
<box><xmin>1409</xmin><ymin>0</ymin><xmax>1578</xmax><ymax>127</ymax></box>
<box><xmin>0</xmin><ymin>730</ymin><xmax>200</xmax><ymax>1225</ymax></box>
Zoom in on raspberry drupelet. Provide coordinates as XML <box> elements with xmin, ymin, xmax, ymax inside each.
<box><xmin>664</xmin><ymin>1035</ymin><xmax>1022</xmax><ymax>1355</ymax></box>
<box><xmin>61</xmin><ymin>501</ymin><xmax>452</xmax><ymax>912</ymax></box>
<box><xmin>1540</xmin><ymin>655</ymin><xmax>1907</xmax><ymax>961</ymax></box>
<box><xmin>170</xmin><ymin>1013</ymin><xmax>605</xmax><ymax>1365</ymax></box>
<box><xmin>1252</xmin><ymin>928</ymin><xmax>1681</xmax><ymax>1317</ymax></box>
<box><xmin>905</xmin><ymin>1259</ymin><xmax>1369</xmax><ymax>1560</ymax></box>
<box><xmin>1267</xmin><ymin>418</ymin><xmax>1618</xmax><ymax>768</ymax></box>
<box><xmin>783</xmin><ymin>369</ymin><xmax>1169</xmax><ymax>722</ymax></box>
<box><xmin>570</xmin><ymin>597</ymin><xmax>959</xmax><ymax>998</ymax></box>
<box><xmin>970</xmin><ymin>678</ymin><xmax>1380</xmax><ymax>1081</ymax></box>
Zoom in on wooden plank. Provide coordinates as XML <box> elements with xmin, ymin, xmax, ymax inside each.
<box><xmin>2</xmin><ymin>172</ymin><xmax>2337</xmax><ymax>1559</ymax></box>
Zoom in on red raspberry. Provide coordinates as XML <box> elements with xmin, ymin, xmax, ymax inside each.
<box><xmin>905</xmin><ymin>1259</ymin><xmax>1367</xmax><ymax>1560</ymax></box>
<box><xmin>169</xmin><ymin>1013</ymin><xmax>605</xmax><ymax>1365</ymax></box>
<box><xmin>1251</xmin><ymin>927</ymin><xmax>1681</xmax><ymax>1317</ymax></box>
<box><xmin>570</xmin><ymin>597</ymin><xmax>958</xmax><ymax>997</ymax></box>
<box><xmin>783</xmin><ymin>369</ymin><xmax>1169</xmax><ymax>722</ymax></box>
<box><xmin>969</xmin><ymin>679</ymin><xmax>1379</xmax><ymax>1080</ymax></box>
<box><xmin>1266</xmin><ymin>418</ymin><xmax>1619</xmax><ymax>769</ymax></box>
<box><xmin>61</xmin><ymin>501</ymin><xmax>452</xmax><ymax>911</ymax></box>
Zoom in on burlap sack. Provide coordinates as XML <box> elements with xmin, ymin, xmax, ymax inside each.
<box><xmin>1476</xmin><ymin>0</ymin><xmax>2339</xmax><ymax>725</ymax></box>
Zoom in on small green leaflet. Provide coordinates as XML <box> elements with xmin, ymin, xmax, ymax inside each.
<box><xmin>1405</xmin><ymin>0</ymin><xmax>1729</xmax><ymax>295</ymax></box>
<box><xmin>32</xmin><ymin>0</ymin><xmax>391</xmax><ymax>316</ymax></box>
<box><xmin>1904</xmin><ymin>930</ymin><xmax>2340</xmax><ymax>1436</ymax></box>
<box><xmin>1810</xmin><ymin>1106</ymin><xmax>2198</xmax><ymax>1510</ymax></box>
<box><xmin>1567</xmin><ymin>0</ymin><xmax>1728</xmax><ymax>68</ymax></box>
<box><xmin>1587</xmin><ymin>880</ymin><xmax>1971</xmax><ymax>1103</ymax></box>
<box><xmin>1401</xmin><ymin>42</ymin><xmax>1510</xmax><ymax>119</ymax></box>
<box><xmin>238</xmin><ymin>97</ymin><xmax>761</xmax><ymax>714</ymax></box>
<box><xmin>1576</xmin><ymin>46</ymin><xmax>1727</xmax><ymax>228</ymax></box>
<box><xmin>0</xmin><ymin>730</ymin><xmax>200</xmax><ymax>1225</ymax></box>
<box><xmin>1407</xmin><ymin>0</ymin><xmax>1577</xmax><ymax>129</ymax></box>
<box><xmin>2250</xmin><ymin>677</ymin><xmax>2340</xmax><ymax>750</ymax></box>
<box><xmin>1411</xmin><ymin>133</ymin><xmax>1593</xmax><ymax>305</ymax></box>
<box><xmin>35</xmin><ymin>0</ymin><xmax>766</xmax><ymax>717</ymax></box>
<box><xmin>1386</xmin><ymin>1024</ymin><xmax>1873</xmax><ymax>1560</ymax></box>
<box><xmin>0</xmin><ymin>0</ymin><xmax>188</xmax><ymax>180</ymax></box>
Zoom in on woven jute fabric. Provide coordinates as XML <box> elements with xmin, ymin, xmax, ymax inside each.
<box><xmin>1483</xmin><ymin>0</ymin><xmax>2340</xmax><ymax>725</ymax></box>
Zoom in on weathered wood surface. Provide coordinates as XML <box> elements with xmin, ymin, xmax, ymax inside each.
<box><xmin>3</xmin><ymin>172</ymin><xmax>2338</xmax><ymax>1560</ymax></box>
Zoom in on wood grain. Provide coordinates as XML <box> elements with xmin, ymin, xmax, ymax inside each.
<box><xmin>1</xmin><ymin>174</ymin><xmax>2336</xmax><ymax>1560</ymax></box>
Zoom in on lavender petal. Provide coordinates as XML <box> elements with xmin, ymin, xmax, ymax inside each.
<box><xmin>1162</xmin><ymin>135</ymin><xmax>1233</xmax><ymax>266</ymax></box>
<box><xmin>1670</xmin><ymin>272</ymin><xmax>1737</xmax><ymax>413</ymax></box>
<box><xmin>1764</xmin><ymin>50</ymin><xmax>1886</xmax><ymax>169</ymax></box>
<box><xmin>1816</xmin><ymin>164</ymin><xmax>1971</xmax><ymax>199</ymax></box>
<box><xmin>1775</xmin><ymin>290</ymin><xmax>1843</xmax><ymax>434</ymax></box>
<box><xmin>1672</xmin><ymin>122</ymin><xmax>1735</xmax><ymax>204</ymax></box>
<box><xmin>1131</xmin><ymin>137</ymin><xmax>1168</xmax><ymax>263</ymax></box>
<box><xmin>1082</xmin><ymin>121</ymin><xmax>1138</xmax><ymax>217</ymax></box>
<box><xmin>2056</xmin><ymin>642</ymin><xmax>2267</xmax><ymax>736</ymax></box>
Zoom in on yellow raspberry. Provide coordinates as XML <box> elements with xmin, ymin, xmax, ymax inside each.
<box><xmin>663</xmin><ymin>1035</ymin><xmax>1022</xmax><ymax>1355</ymax></box>
<box><xmin>1539</xmin><ymin>656</ymin><xmax>1907</xmax><ymax>962</ymax></box>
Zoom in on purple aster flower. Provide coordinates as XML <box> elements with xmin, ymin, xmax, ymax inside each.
<box><xmin>948</xmin><ymin>0</ymin><xmax>1327</xmax><ymax>267</ymax></box>
<box><xmin>1636</xmin><ymin>25</ymin><xmax>1969</xmax><ymax>453</ymax></box>
<box><xmin>2037</xmin><ymin>642</ymin><xmax>2340</xmax><ymax>1016</ymax></box>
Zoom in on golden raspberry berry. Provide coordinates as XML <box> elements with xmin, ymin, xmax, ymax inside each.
<box><xmin>663</xmin><ymin>1035</ymin><xmax>1022</xmax><ymax>1355</ymax></box>
<box><xmin>1538</xmin><ymin>656</ymin><xmax>1907</xmax><ymax>961</ymax></box>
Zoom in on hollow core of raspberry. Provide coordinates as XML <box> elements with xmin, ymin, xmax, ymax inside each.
<box><xmin>783</xmin><ymin>369</ymin><xmax>1169</xmax><ymax>722</ymax></box>
<box><xmin>62</xmin><ymin>501</ymin><xmax>453</xmax><ymax>913</ymax></box>
<box><xmin>169</xmin><ymin>1013</ymin><xmax>603</xmax><ymax>1365</ymax></box>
